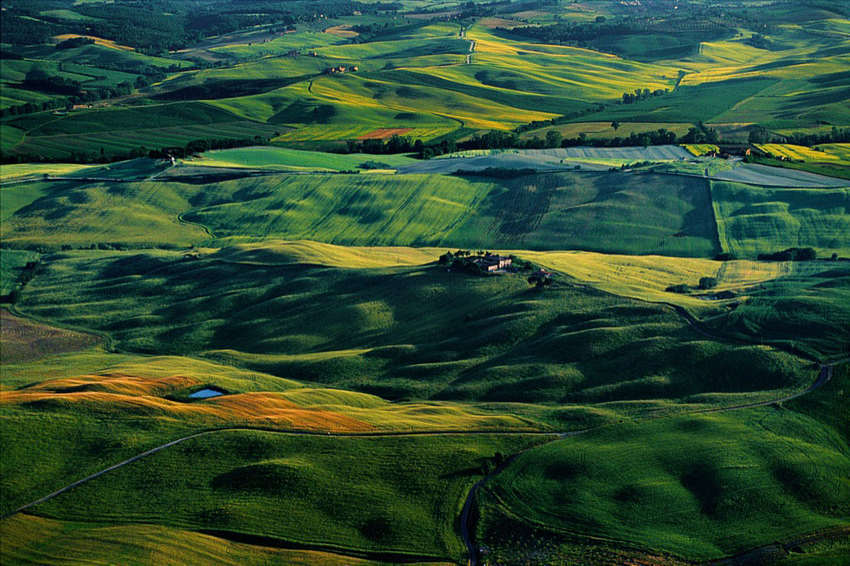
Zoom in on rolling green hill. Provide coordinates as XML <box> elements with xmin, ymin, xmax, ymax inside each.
<box><xmin>2</xmin><ymin>2</ymin><xmax>849</xmax><ymax>564</ymax></box>
<box><xmin>14</xmin><ymin>247</ymin><xmax>808</xmax><ymax>403</ymax></box>
<box><xmin>27</xmin><ymin>431</ymin><xmax>542</xmax><ymax>562</ymax></box>
<box><xmin>1</xmin><ymin>171</ymin><xmax>720</xmax><ymax>256</ymax></box>
<box><xmin>479</xmin><ymin>401</ymin><xmax>850</xmax><ymax>562</ymax></box>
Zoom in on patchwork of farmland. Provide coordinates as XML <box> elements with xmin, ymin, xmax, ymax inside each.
<box><xmin>2</xmin><ymin>1</ymin><xmax>850</xmax><ymax>564</ymax></box>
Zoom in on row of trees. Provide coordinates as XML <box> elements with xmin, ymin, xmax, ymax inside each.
<box><xmin>622</xmin><ymin>88</ymin><xmax>669</xmax><ymax>105</ymax></box>
<box><xmin>335</xmin><ymin>122</ymin><xmax>721</xmax><ymax>159</ymax></box>
<box><xmin>750</xmin><ymin>126</ymin><xmax>850</xmax><ymax>146</ymax></box>
<box><xmin>2</xmin><ymin>135</ymin><xmax>268</xmax><ymax>165</ymax></box>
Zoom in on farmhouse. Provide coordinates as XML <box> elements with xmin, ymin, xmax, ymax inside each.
<box><xmin>325</xmin><ymin>65</ymin><xmax>359</xmax><ymax>74</ymax></box>
<box><xmin>471</xmin><ymin>253</ymin><xmax>512</xmax><ymax>272</ymax></box>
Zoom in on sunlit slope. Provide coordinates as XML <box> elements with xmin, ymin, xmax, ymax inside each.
<box><xmin>677</xmin><ymin>35</ymin><xmax>850</xmax><ymax>128</ymax></box>
<box><xmin>1</xmin><ymin>181</ymin><xmax>209</xmax><ymax>248</ymax></box>
<box><xmin>467</xmin><ymin>25</ymin><xmax>677</xmax><ymax>99</ymax></box>
<box><xmin>15</xmin><ymin>248</ymin><xmax>809</xmax><ymax>403</ymax></box>
<box><xmin>517</xmin><ymin>251</ymin><xmax>807</xmax><ymax>307</ymax></box>
<box><xmin>185</xmin><ymin>173</ymin><xmax>492</xmax><ymax>246</ymax></box>
<box><xmin>181</xmin><ymin>147</ymin><xmax>418</xmax><ymax>171</ymax></box>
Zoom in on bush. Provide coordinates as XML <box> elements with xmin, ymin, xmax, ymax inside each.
<box><xmin>699</xmin><ymin>277</ymin><xmax>718</xmax><ymax>290</ymax></box>
<box><xmin>358</xmin><ymin>160</ymin><xmax>392</xmax><ymax>170</ymax></box>
<box><xmin>757</xmin><ymin>248</ymin><xmax>817</xmax><ymax>262</ymax></box>
<box><xmin>665</xmin><ymin>284</ymin><xmax>692</xmax><ymax>294</ymax></box>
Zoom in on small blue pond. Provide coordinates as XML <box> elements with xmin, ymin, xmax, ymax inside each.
<box><xmin>189</xmin><ymin>388</ymin><xmax>225</xmax><ymax>399</ymax></box>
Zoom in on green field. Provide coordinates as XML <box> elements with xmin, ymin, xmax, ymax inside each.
<box><xmin>712</xmin><ymin>181</ymin><xmax>850</xmax><ymax>259</ymax></box>
<box><xmin>1</xmin><ymin>171</ymin><xmax>719</xmax><ymax>256</ymax></box>
<box><xmin>27</xmin><ymin>431</ymin><xmax>542</xmax><ymax>561</ymax></box>
<box><xmin>705</xmin><ymin>263</ymin><xmax>850</xmax><ymax>361</ymax></box>
<box><xmin>12</xmin><ymin>247</ymin><xmax>810</xmax><ymax>404</ymax></box>
<box><xmin>479</xmin><ymin>400</ymin><xmax>850</xmax><ymax>561</ymax></box>
<box><xmin>6</xmin><ymin>102</ymin><xmax>280</xmax><ymax>160</ymax></box>
<box><xmin>2</xmin><ymin>1</ymin><xmax>849</xmax><ymax>564</ymax></box>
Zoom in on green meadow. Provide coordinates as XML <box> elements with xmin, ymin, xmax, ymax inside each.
<box><xmin>2</xmin><ymin>1</ymin><xmax>849</xmax><ymax>564</ymax></box>
<box><xmin>479</xmin><ymin>401</ymin><xmax>850</xmax><ymax>561</ymax></box>
<box><xmin>29</xmin><ymin>431</ymin><xmax>542</xmax><ymax>561</ymax></box>
<box><xmin>2</xmin><ymin>169</ymin><xmax>721</xmax><ymax>257</ymax></box>
<box><xmin>14</xmin><ymin>247</ymin><xmax>810</xmax><ymax>403</ymax></box>
<box><xmin>711</xmin><ymin>181</ymin><xmax>850</xmax><ymax>259</ymax></box>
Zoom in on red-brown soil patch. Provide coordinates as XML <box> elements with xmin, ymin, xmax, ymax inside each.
<box><xmin>357</xmin><ymin>128</ymin><xmax>414</xmax><ymax>140</ymax></box>
<box><xmin>1</xmin><ymin>310</ymin><xmax>100</xmax><ymax>363</ymax></box>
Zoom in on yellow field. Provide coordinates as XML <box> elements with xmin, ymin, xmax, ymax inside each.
<box><xmin>53</xmin><ymin>33</ymin><xmax>134</xmax><ymax>51</ymax></box>
<box><xmin>0</xmin><ymin>383</ymin><xmax>377</xmax><ymax>431</ymax></box>
<box><xmin>273</xmin><ymin>125</ymin><xmax>454</xmax><ymax>142</ymax></box>
<box><xmin>0</xmin><ymin>162</ymin><xmax>96</xmax><ymax>181</ymax></box>
<box><xmin>0</xmin><ymin>515</ymin><xmax>420</xmax><ymax>566</ymax></box>
<box><xmin>815</xmin><ymin>143</ymin><xmax>850</xmax><ymax>161</ymax></box>
<box><xmin>756</xmin><ymin>143</ymin><xmax>845</xmax><ymax>163</ymax></box>
<box><xmin>215</xmin><ymin>242</ymin><xmax>818</xmax><ymax>311</ymax></box>
<box><xmin>280</xmin><ymin>388</ymin><xmax>542</xmax><ymax>431</ymax></box>
<box><xmin>683</xmin><ymin>144</ymin><xmax>720</xmax><ymax>156</ymax></box>
<box><xmin>207</xmin><ymin>241</ymin><xmax>821</xmax><ymax>310</ymax></box>
<box><xmin>215</xmin><ymin>240</ymin><xmax>445</xmax><ymax>268</ymax></box>
<box><xmin>324</xmin><ymin>25</ymin><xmax>358</xmax><ymax>38</ymax></box>
<box><xmin>515</xmin><ymin>250</ymin><xmax>803</xmax><ymax>308</ymax></box>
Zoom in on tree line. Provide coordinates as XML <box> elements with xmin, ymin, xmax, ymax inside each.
<box><xmin>2</xmin><ymin>0</ymin><xmax>400</xmax><ymax>53</ymax></box>
<box><xmin>334</xmin><ymin>122</ymin><xmax>723</xmax><ymax>159</ymax></box>
<box><xmin>749</xmin><ymin>126</ymin><xmax>850</xmax><ymax>146</ymax></box>
<box><xmin>1</xmin><ymin>135</ymin><xmax>270</xmax><ymax>165</ymax></box>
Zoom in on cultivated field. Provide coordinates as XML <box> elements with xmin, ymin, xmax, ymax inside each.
<box><xmin>2</xmin><ymin>1</ymin><xmax>849</xmax><ymax>564</ymax></box>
